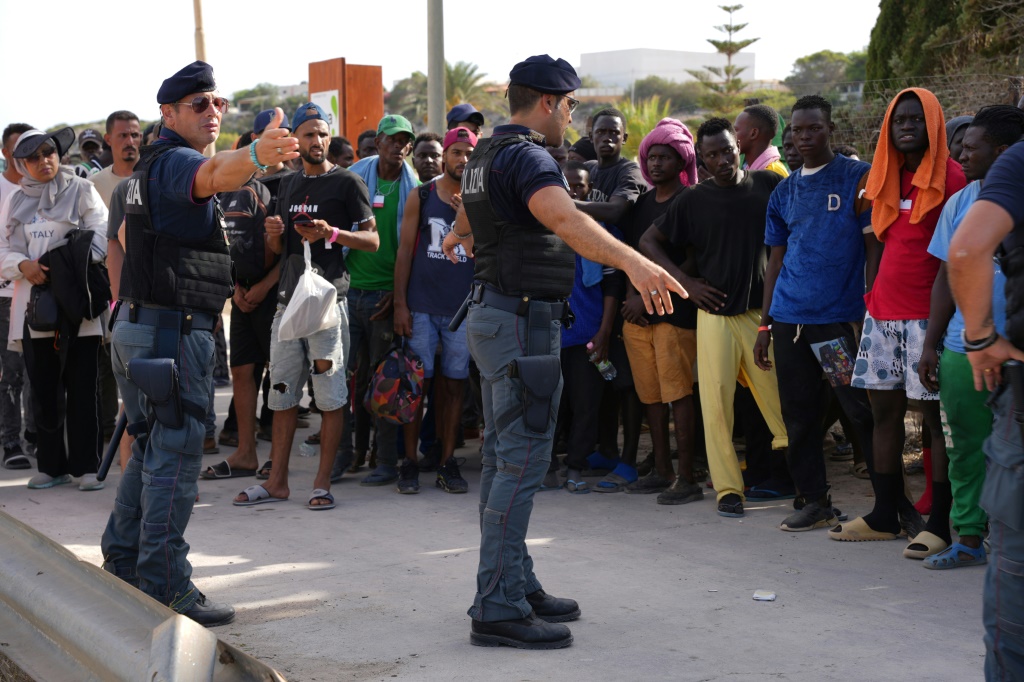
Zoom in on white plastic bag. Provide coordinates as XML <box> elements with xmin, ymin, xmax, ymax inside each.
<box><xmin>277</xmin><ymin>241</ymin><xmax>339</xmax><ymax>341</ymax></box>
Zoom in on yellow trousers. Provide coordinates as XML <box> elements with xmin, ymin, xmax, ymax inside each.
<box><xmin>697</xmin><ymin>309</ymin><xmax>788</xmax><ymax>501</ymax></box>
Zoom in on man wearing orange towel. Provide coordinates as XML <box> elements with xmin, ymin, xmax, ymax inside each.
<box><xmin>840</xmin><ymin>88</ymin><xmax>967</xmax><ymax>547</ymax></box>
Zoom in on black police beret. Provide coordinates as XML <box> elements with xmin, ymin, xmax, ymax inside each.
<box><xmin>508</xmin><ymin>55</ymin><xmax>581</xmax><ymax>95</ymax></box>
<box><xmin>157</xmin><ymin>60</ymin><xmax>217</xmax><ymax>104</ymax></box>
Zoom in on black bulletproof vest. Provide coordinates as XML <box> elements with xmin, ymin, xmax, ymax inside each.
<box><xmin>462</xmin><ymin>133</ymin><xmax>574</xmax><ymax>299</ymax></box>
<box><xmin>1001</xmin><ymin>229</ymin><xmax>1024</xmax><ymax>350</ymax></box>
<box><xmin>120</xmin><ymin>143</ymin><xmax>233</xmax><ymax>315</ymax></box>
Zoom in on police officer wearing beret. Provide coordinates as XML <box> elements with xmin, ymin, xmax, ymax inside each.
<box><xmin>100</xmin><ymin>61</ymin><xmax>299</xmax><ymax>626</ymax></box>
<box><xmin>442</xmin><ymin>55</ymin><xmax>687</xmax><ymax>649</ymax></box>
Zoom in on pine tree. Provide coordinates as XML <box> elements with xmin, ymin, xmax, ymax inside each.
<box><xmin>686</xmin><ymin>4</ymin><xmax>759</xmax><ymax>115</ymax></box>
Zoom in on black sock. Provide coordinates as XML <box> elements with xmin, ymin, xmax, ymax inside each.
<box><xmin>924</xmin><ymin>481</ymin><xmax>953</xmax><ymax>544</ymax></box>
<box><xmin>861</xmin><ymin>472</ymin><xmax>903</xmax><ymax>534</ymax></box>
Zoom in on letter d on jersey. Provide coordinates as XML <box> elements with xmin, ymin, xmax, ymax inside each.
<box><xmin>827</xmin><ymin>194</ymin><xmax>841</xmax><ymax>212</ymax></box>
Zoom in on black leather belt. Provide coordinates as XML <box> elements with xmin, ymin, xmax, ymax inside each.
<box><xmin>470</xmin><ymin>282</ymin><xmax>571</xmax><ymax>321</ymax></box>
<box><xmin>114</xmin><ymin>301</ymin><xmax>218</xmax><ymax>333</ymax></box>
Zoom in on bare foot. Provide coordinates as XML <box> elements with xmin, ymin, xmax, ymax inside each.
<box><xmin>222</xmin><ymin>447</ymin><xmax>259</xmax><ymax>471</ymax></box>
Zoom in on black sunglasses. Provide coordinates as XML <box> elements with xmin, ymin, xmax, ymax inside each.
<box><xmin>175</xmin><ymin>95</ymin><xmax>230</xmax><ymax>114</ymax></box>
<box><xmin>24</xmin><ymin>145</ymin><xmax>57</xmax><ymax>163</ymax></box>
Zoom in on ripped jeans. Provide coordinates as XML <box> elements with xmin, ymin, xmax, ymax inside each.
<box><xmin>268</xmin><ymin>301</ymin><xmax>349</xmax><ymax>412</ymax></box>
<box><xmin>100</xmin><ymin>320</ymin><xmax>214</xmax><ymax>613</ymax></box>
<box><xmin>466</xmin><ymin>302</ymin><xmax>562</xmax><ymax>622</ymax></box>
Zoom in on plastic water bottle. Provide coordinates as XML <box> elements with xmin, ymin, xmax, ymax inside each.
<box><xmin>299</xmin><ymin>441</ymin><xmax>318</xmax><ymax>457</ymax></box>
<box><xmin>586</xmin><ymin>342</ymin><xmax>617</xmax><ymax>381</ymax></box>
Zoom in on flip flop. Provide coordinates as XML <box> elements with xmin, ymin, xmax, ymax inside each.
<box><xmin>594</xmin><ymin>462</ymin><xmax>639</xmax><ymax>493</ymax></box>
<box><xmin>564</xmin><ymin>479</ymin><xmax>590</xmax><ymax>494</ymax></box>
<box><xmin>200</xmin><ymin>460</ymin><xmax>257</xmax><ymax>480</ymax></box>
<box><xmin>828</xmin><ymin>516</ymin><xmax>899</xmax><ymax>542</ymax></box>
<box><xmin>746</xmin><ymin>483</ymin><xmax>797</xmax><ymax>500</ymax></box>
<box><xmin>233</xmin><ymin>484</ymin><xmax>287</xmax><ymax>506</ymax></box>
<box><xmin>923</xmin><ymin>542</ymin><xmax>987</xmax><ymax>570</ymax></box>
<box><xmin>305</xmin><ymin>431</ymin><xmax>321</xmax><ymax>445</ymax></box>
<box><xmin>2</xmin><ymin>453</ymin><xmax>31</xmax><ymax>470</ymax></box>
<box><xmin>307</xmin><ymin>488</ymin><xmax>336</xmax><ymax>510</ymax></box>
<box><xmin>903</xmin><ymin>530</ymin><xmax>950</xmax><ymax>560</ymax></box>
<box><xmin>256</xmin><ymin>461</ymin><xmax>272</xmax><ymax>480</ymax></box>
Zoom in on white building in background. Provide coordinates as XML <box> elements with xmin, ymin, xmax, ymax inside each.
<box><xmin>579</xmin><ymin>49</ymin><xmax>756</xmax><ymax>88</ymax></box>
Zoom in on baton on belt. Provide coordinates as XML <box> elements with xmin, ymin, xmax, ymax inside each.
<box><xmin>97</xmin><ymin>411</ymin><xmax>128</xmax><ymax>482</ymax></box>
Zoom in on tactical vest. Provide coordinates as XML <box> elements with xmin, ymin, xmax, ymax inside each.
<box><xmin>462</xmin><ymin>133</ymin><xmax>574</xmax><ymax>299</ymax></box>
<box><xmin>1001</xmin><ymin>228</ymin><xmax>1024</xmax><ymax>349</ymax></box>
<box><xmin>120</xmin><ymin>142</ymin><xmax>233</xmax><ymax>315</ymax></box>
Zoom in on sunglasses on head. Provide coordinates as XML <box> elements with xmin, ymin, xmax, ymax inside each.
<box><xmin>24</xmin><ymin>145</ymin><xmax>57</xmax><ymax>163</ymax></box>
<box><xmin>175</xmin><ymin>95</ymin><xmax>230</xmax><ymax>114</ymax></box>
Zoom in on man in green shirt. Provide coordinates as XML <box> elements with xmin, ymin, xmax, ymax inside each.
<box><xmin>345</xmin><ymin>115</ymin><xmax>421</xmax><ymax>490</ymax></box>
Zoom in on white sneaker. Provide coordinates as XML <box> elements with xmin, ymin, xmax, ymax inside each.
<box><xmin>78</xmin><ymin>474</ymin><xmax>105</xmax><ymax>491</ymax></box>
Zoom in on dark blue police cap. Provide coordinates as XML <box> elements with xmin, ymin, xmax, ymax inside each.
<box><xmin>446</xmin><ymin>103</ymin><xmax>484</xmax><ymax>127</ymax></box>
<box><xmin>508</xmin><ymin>55</ymin><xmax>581</xmax><ymax>95</ymax></box>
<box><xmin>157</xmin><ymin>60</ymin><xmax>217</xmax><ymax>104</ymax></box>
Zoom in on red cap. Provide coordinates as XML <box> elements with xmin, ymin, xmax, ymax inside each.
<box><xmin>443</xmin><ymin>126</ymin><xmax>478</xmax><ymax>151</ymax></box>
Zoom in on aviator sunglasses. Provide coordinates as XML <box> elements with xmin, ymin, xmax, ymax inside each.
<box><xmin>175</xmin><ymin>95</ymin><xmax>230</xmax><ymax>114</ymax></box>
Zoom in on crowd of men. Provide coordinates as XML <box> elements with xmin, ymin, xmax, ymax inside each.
<box><xmin>2</xmin><ymin>55</ymin><xmax>1024</xmax><ymax>668</ymax></box>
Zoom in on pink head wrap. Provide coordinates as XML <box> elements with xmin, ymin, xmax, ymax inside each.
<box><xmin>638</xmin><ymin>118</ymin><xmax>697</xmax><ymax>187</ymax></box>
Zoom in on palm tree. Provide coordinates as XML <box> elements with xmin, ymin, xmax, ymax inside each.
<box><xmin>445</xmin><ymin>61</ymin><xmax>489</xmax><ymax>107</ymax></box>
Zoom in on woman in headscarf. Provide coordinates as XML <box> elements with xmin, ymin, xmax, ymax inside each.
<box><xmin>0</xmin><ymin>127</ymin><xmax>109</xmax><ymax>490</ymax></box>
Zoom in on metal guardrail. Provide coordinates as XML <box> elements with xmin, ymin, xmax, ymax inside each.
<box><xmin>0</xmin><ymin>510</ymin><xmax>286</xmax><ymax>682</ymax></box>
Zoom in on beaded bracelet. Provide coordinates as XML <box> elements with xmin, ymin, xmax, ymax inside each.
<box><xmin>249</xmin><ymin>140</ymin><xmax>268</xmax><ymax>172</ymax></box>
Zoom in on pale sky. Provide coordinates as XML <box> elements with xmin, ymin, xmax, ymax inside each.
<box><xmin>0</xmin><ymin>0</ymin><xmax>881</xmax><ymax>131</ymax></box>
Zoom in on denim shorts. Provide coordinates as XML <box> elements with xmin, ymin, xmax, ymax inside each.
<box><xmin>407</xmin><ymin>311</ymin><xmax>470</xmax><ymax>379</ymax></box>
<box><xmin>268</xmin><ymin>301</ymin><xmax>348</xmax><ymax>411</ymax></box>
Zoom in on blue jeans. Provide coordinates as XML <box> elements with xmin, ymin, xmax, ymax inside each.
<box><xmin>100</xmin><ymin>320</ymin><xmax>215</xmax><ymax>613</ymax></box>
<box><xmin>344</xmin><ymin>289</ymin><xmax>398</xmax><ymax>466</ymax></box>
<box><xmin>982</xmin><ymin>386</ymin><xmax>1024</xmax><ymax>680</ymax></box>
<box><xmin>466</xmin><ymin>302</ymin><xmax>562</xmax><ymax>622</ymax></box>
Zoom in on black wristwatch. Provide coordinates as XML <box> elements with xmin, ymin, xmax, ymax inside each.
<box><xmin>961</xmin><ymin>328</ymin><xmax>999</xmax><ymax>352</ymax></box>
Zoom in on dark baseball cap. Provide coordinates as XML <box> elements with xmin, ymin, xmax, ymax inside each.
<box><xmin>157</xmin><ymin>60</ymin><xmax>217</xmax><ymax>104</ymax></box>
<box><xmin>446</xmin><ymin>103</ymin><xmax>484</xmax><ymax>128</ymax></box>
<box><xmin>291</xmin><ymin>102</ymin><xmax>329</xmax><ymax>132</ymax></box>
<box><xmin>508</xmin><ymin>55</ymin><xmax>581</xmax><ymax>95</ymax></box>
<box><xmin>254</xmin><ymin>109</ymin><xmax>291</xmax><ymax>134</ymax></box>
<box><xmin>78</xmin><ymin>128</ymin><xmax>103</xmax><ymax>149</ymax></box>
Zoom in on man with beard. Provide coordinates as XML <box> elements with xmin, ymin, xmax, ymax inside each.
<box><xmin>90</xmin><ymin>111</ymin><xmax>141</xmax><ymax>207</ymax></box>
<box><xmin>393</xmin><ymin>127</ymin><xmax>477</xmax><ymax>494</ymax></box>
<box><xmin>233</xmin><ymin>103</ymin><xmax>377</xmax><ymax>510</ymax></box>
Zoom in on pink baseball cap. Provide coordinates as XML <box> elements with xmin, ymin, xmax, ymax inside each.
<box><xmin>443</xmin><ymin>126</ymin><xmax>478</xmax><ymax>151</ymax></box>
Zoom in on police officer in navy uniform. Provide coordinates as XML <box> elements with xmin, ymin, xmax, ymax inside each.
<box><xmin>99</xmin><ymin>61</ymin><xmax>299</xmax><ymax>626</ymax></box>
<box><xmin>947</xmin><ymin>133</ymin><xmax>1024</xmax><ymax>678</ymax></box>
<box><xmin>442</xmin><ymin>55</ymin><xmax>687</xmax><ymax>649</ymax></box>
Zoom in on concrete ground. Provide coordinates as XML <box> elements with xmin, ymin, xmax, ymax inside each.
<box><xmin>0</xmin><ymin>386</ymin><xmax>986</xmax><ymax>681</ymax></box>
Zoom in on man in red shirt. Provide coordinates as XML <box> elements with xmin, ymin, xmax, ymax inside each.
<box><xmin>839</xmin><ymin>89</ymin><xmax>967</xmax><ymax>551</ymax></box>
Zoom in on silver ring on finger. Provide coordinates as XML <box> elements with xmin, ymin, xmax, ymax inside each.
<box><xmin>649</xmin><ymin>290</ymin><xmax>660</xmax><ymax>296</ymax></box>
<box><xmin>276</xmin><ymin>147</ymin><xmax>282</xmax><ymax>155</ymax></box>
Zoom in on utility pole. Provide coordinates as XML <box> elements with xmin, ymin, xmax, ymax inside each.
<box><xmin>427</xmin><ymin>0</ymin><xmax>445</xmax><ymax>134</ymax></box>
<box><xmin>193</xmin><ymin>0</ymin><xmax>215</xmax><ymax>155</ymax></box>
<box><xmin>193</xmin><ymin>0</ymin><xmax>206</xmax><ymax>62</ymax></box>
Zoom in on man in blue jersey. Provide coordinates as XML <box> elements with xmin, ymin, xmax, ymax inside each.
<box><xmin>755</xmin><ymin>95</ymin><xmax>876</xmax><ymax>533</ymax></box>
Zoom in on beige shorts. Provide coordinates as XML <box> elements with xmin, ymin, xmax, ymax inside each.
<box><xmin>622</xmin><ymin>322</ymin><xmax>697</xmax><ymax>405</ymax></box>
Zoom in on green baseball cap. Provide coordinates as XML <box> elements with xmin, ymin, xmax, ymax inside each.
<box><xmin>377</xmin><ymin>114</ymin><xmax>414</xmax><ymax>138</ymax></box>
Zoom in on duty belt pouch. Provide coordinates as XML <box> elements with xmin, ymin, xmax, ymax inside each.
<box><xmin>127</xmin><ymin>358</ymin><xmax>183</xmax><ymax>429</ymax></box>
<box><xmin>513</xmin><ymin>301</ymin><xmax>559</xmax><ymax>432</ymax></box>
<box><xmin>26</xmin><ymin>285</ymin><xmax>60</xmax><ymax>332</ymax></box>
<box><xmin>509</xmin><ymin>355</ymin><xmax>561</xmax><ymax>433</ymax></box>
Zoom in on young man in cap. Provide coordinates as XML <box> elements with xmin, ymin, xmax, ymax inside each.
<box><xmin>394</xmin><ymin>126</ymin><xmax>478</xmax><ymax>494</ymax></box>
<box><xmin>446</xmin><ymin>103</ymin><xmax>484</xmax><ymax>135</ymax></box>
<box><xmin>75</xmin><ymin>128</ymin><xmax>104</xmax><ymax>177</ymax></box>
<box><xmin>201</xmin><ymin>109</ymin><xmax>291</xmax><ymax>482</ymax></box>
<box><xmin>100</xmin><ymin>61</ymin><xmax>300</xmax><ymax>627</ymax></box>
<box><xmin>442</xmin><ymin>54</ymin><xmax>685</xmax><ymax>650</ymax></box>
<box><xmin>346</xmin><ymin>114</ymin><xmax>422</xmax><ymax>491</ymax></box>
<box><xmin>233</xmin><ymin>102</ymin><xmax>377</xmax><ymax>510</ymax></box>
